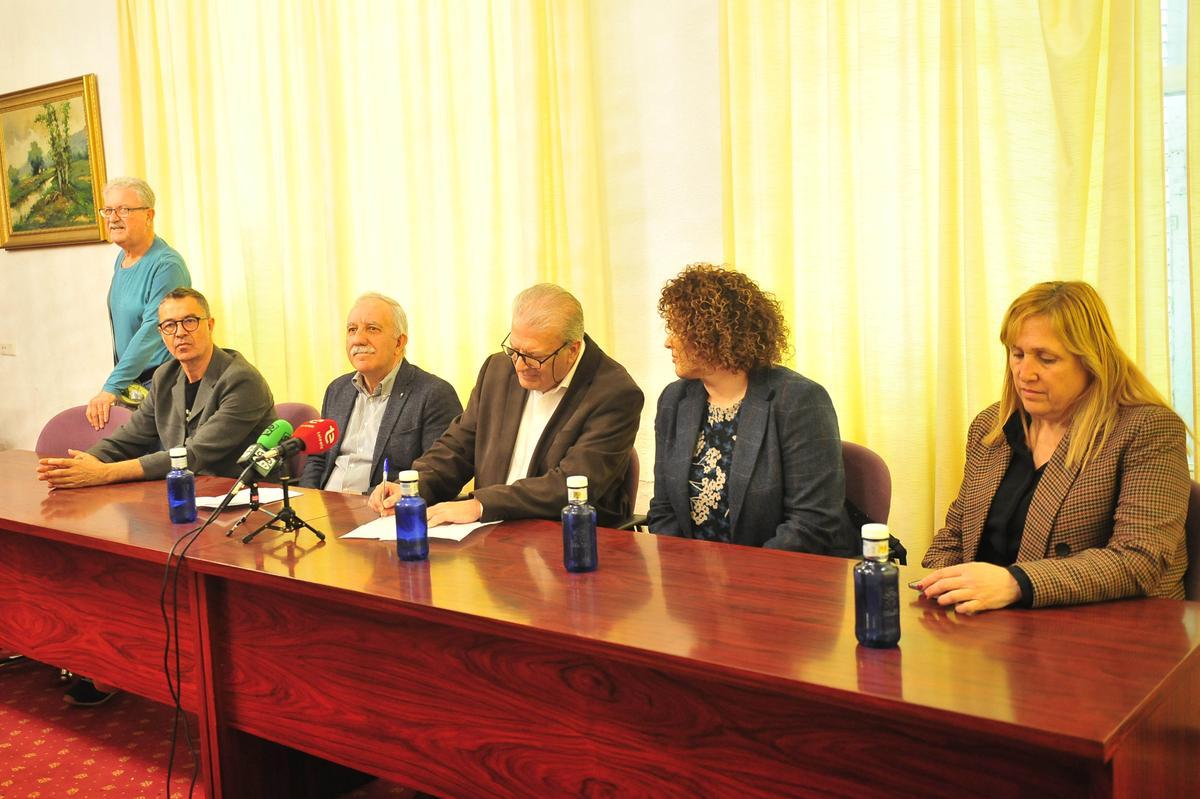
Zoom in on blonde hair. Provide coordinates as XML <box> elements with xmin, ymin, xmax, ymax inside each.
<box><xmin>986</xmin><ymin>281</ymin><xmax>1172</xmax><ymax>468</ymax></box>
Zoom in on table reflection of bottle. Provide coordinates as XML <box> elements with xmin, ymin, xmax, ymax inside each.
<box><xmin>855</xmin><ymin>642</ymin><xmax>903</xmax><ymax>701</ymax></box>
<box><xmin>564</xmin><ymin>572</ymin><xmax>599</xmax><ymax>636</ymax></box>
<box><xmin>397</xmin><ymin>558</ymin><xmax>432</xmax><ymax>605</ymax></box>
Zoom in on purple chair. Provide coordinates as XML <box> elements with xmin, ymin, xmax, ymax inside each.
<box><xmin>272</xmin><ymin>402</ymin><xmax>320</xmax><ymax>478</ymax></box>
<box><xmin>624</xmin><ymin>448</ymin><xmax>640</xmax><ymax>512</ymax></box>
<box><xmin>842</xmin><ymin>441</ymin><xmax>892</xmax><ymax>525</ymax></box>
<box><xmin>35</xmin><ymin>405</ymin><xmax>134</xmax><ymax>457</ymax></box>
<box><xmin>614</xmin><ymin>449</ymin><xmax>646</xmax><ymax>530</ymax></box>
<box><xmin>1185</xmin><ymin>481</ymin><xmax>1200</xmax><ymax>601</ymax></box>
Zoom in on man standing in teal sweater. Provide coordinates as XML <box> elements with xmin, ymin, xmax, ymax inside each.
<box><xmin>86</xmin><ymin>177</ymin><xmax>191</xmax><ymax>431</ymax></box>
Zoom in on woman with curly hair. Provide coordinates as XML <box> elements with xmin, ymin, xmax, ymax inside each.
<box><xmin>646</xmin><ymin>264</ymin><xmax>856</xmax><ymax>555</ymax></box>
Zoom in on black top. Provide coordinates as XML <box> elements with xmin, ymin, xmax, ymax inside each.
<box><xmin>184</xmin><ymin>378</ymin><xmax>201</xmax><ymax>420</ymax></box>
<box><xmin>687</xmin><ymin>401</ymin><xmax>742</xmax><ymax>543</ymax></box>
<box><xmin>979</xmin><ymin>412</ymin><xmax>1038</xmax><ymax>607</ymax></box>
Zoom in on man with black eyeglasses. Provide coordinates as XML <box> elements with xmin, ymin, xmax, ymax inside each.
<box><xmin>369</xmin><ymin>283</ymin><xmax>643</xmax><ymax>528</ymax></box>
<box><xmin>38</xmin><ymin>287</ymin><xmax>275</xmax><ymax>490</ymax></box>
<box><xmin>86</xmin><ymin>176</ymin><xmax>191</xmax><ymax>431</ymax></box>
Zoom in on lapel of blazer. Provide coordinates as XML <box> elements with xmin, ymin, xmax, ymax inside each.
<box><xmin>180</xmin><ymin>347</ymin><xmax>230</xmax><ymax>441</ymax></box>
<box><xmin>320</xmin><ymin>375</ymin><xmax>358</xmax><ymax>482</ymax></box>
<box><xmin>1016</xmin><ymin>427</ymin><xmax>1082</xmax><ymax>561</ymax></box>
<box><xmin>669</xmin><ymin>381</ymin><xmax>708</xmax><ymax>536</ymax></box>
<box><xmin>496</xmin><ymin>369</ymin><xmax>528</xmax><ymax>476</ymax></box>
<box><xmin>162</xmin><ymin>364</ymin><xmax>188</xmax><ymax>449</ymax></box>
<box><xmin>192</xmin><ymin>347</ymin><xmax>229</xmax><ymax>422</ymax></box>
<box><xmin>961</xmin><ymin>431</ymin><xmax>1010</xmax><ymax>561</ymax></box>
<box><xmin>726</xmin><ymin>371</ymin><xmax>770</xmax><ymax>535</ymax></box>
<box><xmin>527</xmin><ymin>335</ymin><xmax>602</xmax><ymax>474</ymax></box>
<box><xmin>372</xmin><ymin>360</ymin><xmax>415</xmax><ymax>471</ymax></box>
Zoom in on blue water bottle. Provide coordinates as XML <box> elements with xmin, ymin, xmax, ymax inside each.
<box><xmin>854</xmin><ymin>523</ymin><xmax>900</xmax><ymax>647</ymax></box>
<box><xmin>562</xmin><ymin>475</ymin><xmax>597</xmax><ymax>573</ymax></box>
<box><xmin>166</xmin><ymin>447</ymin><xmax>197</xmax><ymax>524</ymax></box>
<box><xmin>394</xmin><ymin>469</ymin><xmax>429</xmax><ymax>561</ymax></box>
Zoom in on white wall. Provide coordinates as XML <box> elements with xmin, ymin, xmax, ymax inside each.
<box><xmin>0</xmin><ymin>0</ymin><xmax>725</xmax><ymax>516</ymax></box>
<box><xmin>0</xmin><ymin>0</ymin><xmax>124</xmax><ymax>451</ymax></box>
<box><xmin>592</xmin><ymin>0</ymin><xmax>723</xmax><ymax>510</ymax></box>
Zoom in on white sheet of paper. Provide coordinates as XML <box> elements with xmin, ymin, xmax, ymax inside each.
<box><xmin>195</xmin><ymin>487</ymin><xmax>302</xmax><ymax>509</ymax></box>
<box><xmin>341</xmin><ymin>516</ymin><xmax>495</xmax><ymax>542</ymax></box>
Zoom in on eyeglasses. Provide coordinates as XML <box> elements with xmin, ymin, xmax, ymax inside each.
<box><xmin>98</xmin><ymin>206</ymin><xmax>150</xmax><ymax>219</ymax></box>
<box><xmin>158</xmin><ymin>315</ymin><xmax>208</xmax><ymax>336</ymax></box>
<box><xmin>501</xmin><ymin>333</ymin><xmax>569</xmax><ymax>368</ymax></box>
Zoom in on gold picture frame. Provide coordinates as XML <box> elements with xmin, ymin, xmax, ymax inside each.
<box><xmin>0</xmin><ymin>74</ymin><xmax>108</xmax><ymax>249</ymax></box>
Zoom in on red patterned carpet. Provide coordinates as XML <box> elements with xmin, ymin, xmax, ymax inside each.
<box><xmin>1</xmin><ymin>659</ymin><xmax>414</xmax><ymax>799</ymax></box>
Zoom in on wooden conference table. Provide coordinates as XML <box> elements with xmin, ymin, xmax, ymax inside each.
<box><xmin>0</xmin><ymin>448</ymin><xmax>1197</xmax><ymax>798</ymax></box>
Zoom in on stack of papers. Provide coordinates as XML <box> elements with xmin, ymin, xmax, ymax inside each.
<box><xmin>196</xmin><ymin>487</ymin><xmax>303</xmax><ymax>509</ymax></box>
<box><xmin>341</xmin><ymin>516</ymin><xmax>495</xmax><ymax>542</ymax></box>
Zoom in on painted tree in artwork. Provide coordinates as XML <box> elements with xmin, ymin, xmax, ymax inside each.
<box><xmin>34</xmin><ymin>101</ymin><xmax>72</xmax><ymax>199</ymax></box>
<box><xmin>27</xmin><ymin>140</ymin><xmax>45</xmax><ymax>176</ymax></box>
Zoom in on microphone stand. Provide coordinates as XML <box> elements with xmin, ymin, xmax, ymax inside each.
<box><xmin>241</xmin><ymin>456</ymin><xmax>325</xmax><ymax>544</ymax></box>
<box><xmin>227</xmin><ymin>473</ymin><xmax>265</xmax><ymax>537</ymax></box>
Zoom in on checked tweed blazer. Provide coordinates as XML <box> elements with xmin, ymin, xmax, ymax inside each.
<box><xmin>924</xmin><ymin>402</ymin><xmax>1190</xmax><ymax>607</ymax></box>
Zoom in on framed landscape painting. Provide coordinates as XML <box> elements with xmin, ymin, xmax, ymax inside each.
<box><xmin>0</xmin><ymin>74</ymin><xmax>108</xmax><ymax>249</ymax></box>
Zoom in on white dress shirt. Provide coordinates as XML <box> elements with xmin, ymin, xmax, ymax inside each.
<box><xmin>503</xmin><ymin>339</ymin><xmax>587</xmax><ymax>486</ymax></box>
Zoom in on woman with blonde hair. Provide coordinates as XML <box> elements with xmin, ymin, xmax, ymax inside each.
<box><xmin>646</xmin><ymin>264</ymin><xmax>856</xmax><ymax>555</ymax></box>
<box><xmin>919</xmin><ymin>281</ymin><xmax>1190</xmax><ymax>613</ymax></box>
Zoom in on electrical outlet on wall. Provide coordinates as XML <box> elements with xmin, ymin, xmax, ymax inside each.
<box><xmin>0</xmin><ymin>342</ymin><xmax>16</xmax><ymax>356</ymax></box>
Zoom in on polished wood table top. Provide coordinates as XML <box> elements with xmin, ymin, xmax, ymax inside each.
<box><xmin>3</xmin><ymin>447</ymin><xmax>1198</xmax><ymax>763</ymax></box>
<box><xmin>177</xmin><ymin>469</ymin><xmax>1200</xmax><ymax>762</ymax></box>
<box><xmin>0</xmin><ymin>448</ymin><xmax>266</xmax><ymax>560</ymax></box>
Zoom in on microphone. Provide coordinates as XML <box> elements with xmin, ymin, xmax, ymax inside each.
<box><xmin>210</xmin><ymin>420</ymin><xmax>297</xmax><ymax>518</ymax></box>
<box><xmin>250</xmin><ymin>418</ymin><xmax>299</xmax><ymax>477</ymax></box>
<box><xmin>237</xmin><ymin>420</ymin><xmax>295</xmax><ymax>464</ymax></box>
<box><xmin>255</xmin><ymin>419</ymin><xmax>340</xmax><ymax>463</ymax></box>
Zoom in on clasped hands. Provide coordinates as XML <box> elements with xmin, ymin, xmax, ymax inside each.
<box><xmin>913</xmin><ymin>561</ymin><xmax>1021</xmax><ymax>615</ymax></box>
<box><xmin>367</xmin><ymin>481</ymin><xmax>482</xmax><ymax>527</ymax></box>
<box><xmin>37</xmin><ymin>449</ymin><xmax>111</xmax><ymax>489</ymax></box>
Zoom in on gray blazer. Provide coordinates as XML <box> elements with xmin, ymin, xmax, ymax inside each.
<box><xmin>647</xmin><ymin>366</ymin><xmax>856</xmax><ymax>556</ymax></box>
<box><xmin>88</xmin><ymin>347</ymin><xmax>276</xmax><ymax>480</ymax></box>
<box><xmin>299</xmin><ymin>359</ymin><xmax>462</xmax><ymax>491</ymax></box>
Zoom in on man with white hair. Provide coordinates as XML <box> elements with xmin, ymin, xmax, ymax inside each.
<box><xmin>86</xmin><ymin>176</ymin><xmax>191</xmax><ymax>430</ymax></box>
<box><xmin>369</xmin><ymin>283</ymin><xmax>643</xmax><ymax>527</ymax></box>
<box><xmin>299</xmin><ymin>292</ymin><xmax>462</xmax><ymax>493</ymax></box>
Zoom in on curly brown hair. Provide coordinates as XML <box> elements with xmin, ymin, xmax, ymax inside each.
<box><xmin>658</xmin><ymin>263</ymin><xmax>789</xmax><ymax>372</ymax></box>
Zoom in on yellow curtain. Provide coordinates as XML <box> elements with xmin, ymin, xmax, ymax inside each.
<box><xmin>721</xmin><ymin>1</ymin><xmax>1168</xmax><ymax>561</ymax></box>
<box><xmin>1190</xmin><ymin>0</ymin><xmax>1200</xmax><ymax>481</ymax></box>
<box><xmin>116</xmin><ymin>0</ymin><xmax>610</xmax><ymax>408</ymax></box>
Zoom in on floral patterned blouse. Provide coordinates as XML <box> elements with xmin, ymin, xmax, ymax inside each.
<box><xmin>688</xmin><ymin>400</ymin><xmax>742</xmax><ymax>542</ymax></box>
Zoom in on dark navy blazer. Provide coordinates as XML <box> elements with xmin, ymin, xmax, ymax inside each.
<box><xmin>646</xmin><ymin>366</ymin><xmax>856</xmax><ymax>556</ymax></box>
<box><xmin>299</xmin><ymin>359</ymin><xmax>462</xmax><ymax>492</ymax></box>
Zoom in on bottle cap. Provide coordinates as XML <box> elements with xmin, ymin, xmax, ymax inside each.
<box><xmin>566</xmin><ymin>475</ymin><xmax>588</xmax><ymax>489</ymax></box>
<box><xmin>169</xmin><ymin>447</ymin><xmax>187</xmax><ymax>467</ymax></box>
<box><xmin>861</xmin><ymin>522</ymin><xmax>889</xmax><ymax>541</ymax></box>
<box><xmin>398</xmin><ymin>469</ymin><xmax>419</xmax><ymax>483</ymax></box>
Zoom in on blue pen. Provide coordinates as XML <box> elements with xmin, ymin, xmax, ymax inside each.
<box><xmin>383</xmin><ymin>457</ymin><xmax>390</xmax><ymax>483</ymax></box>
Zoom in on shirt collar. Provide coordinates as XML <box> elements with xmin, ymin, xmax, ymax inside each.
<box><xmin>534</xmin><ymin>338</ymin><xmax>586</xmax><ymax>398</ymax></box>
<box><xmin>352</xmin><ymin>359</ymin><xmax>404</xmax><ymax>399</ymax></box>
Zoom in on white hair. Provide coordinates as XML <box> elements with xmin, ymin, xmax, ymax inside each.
<box><xmin>102</xmin><ymin>176</ymin><xmax>156</xmax><ymax>208</ymax></box>
<box><xmin>512</xmin><ymin>283</ymin><xmax>584</xmax><ymax>343</ymax></box>
<box><xmin>354</xmin><ymin>292</ymin><xmax>408</xmax><ymax>336</ymax></box>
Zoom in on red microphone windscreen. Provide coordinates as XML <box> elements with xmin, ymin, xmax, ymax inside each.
<box><xmin>293</xmin><ymin>418</ymin><xmax>340</xmax><ymax>454</ymax></box>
